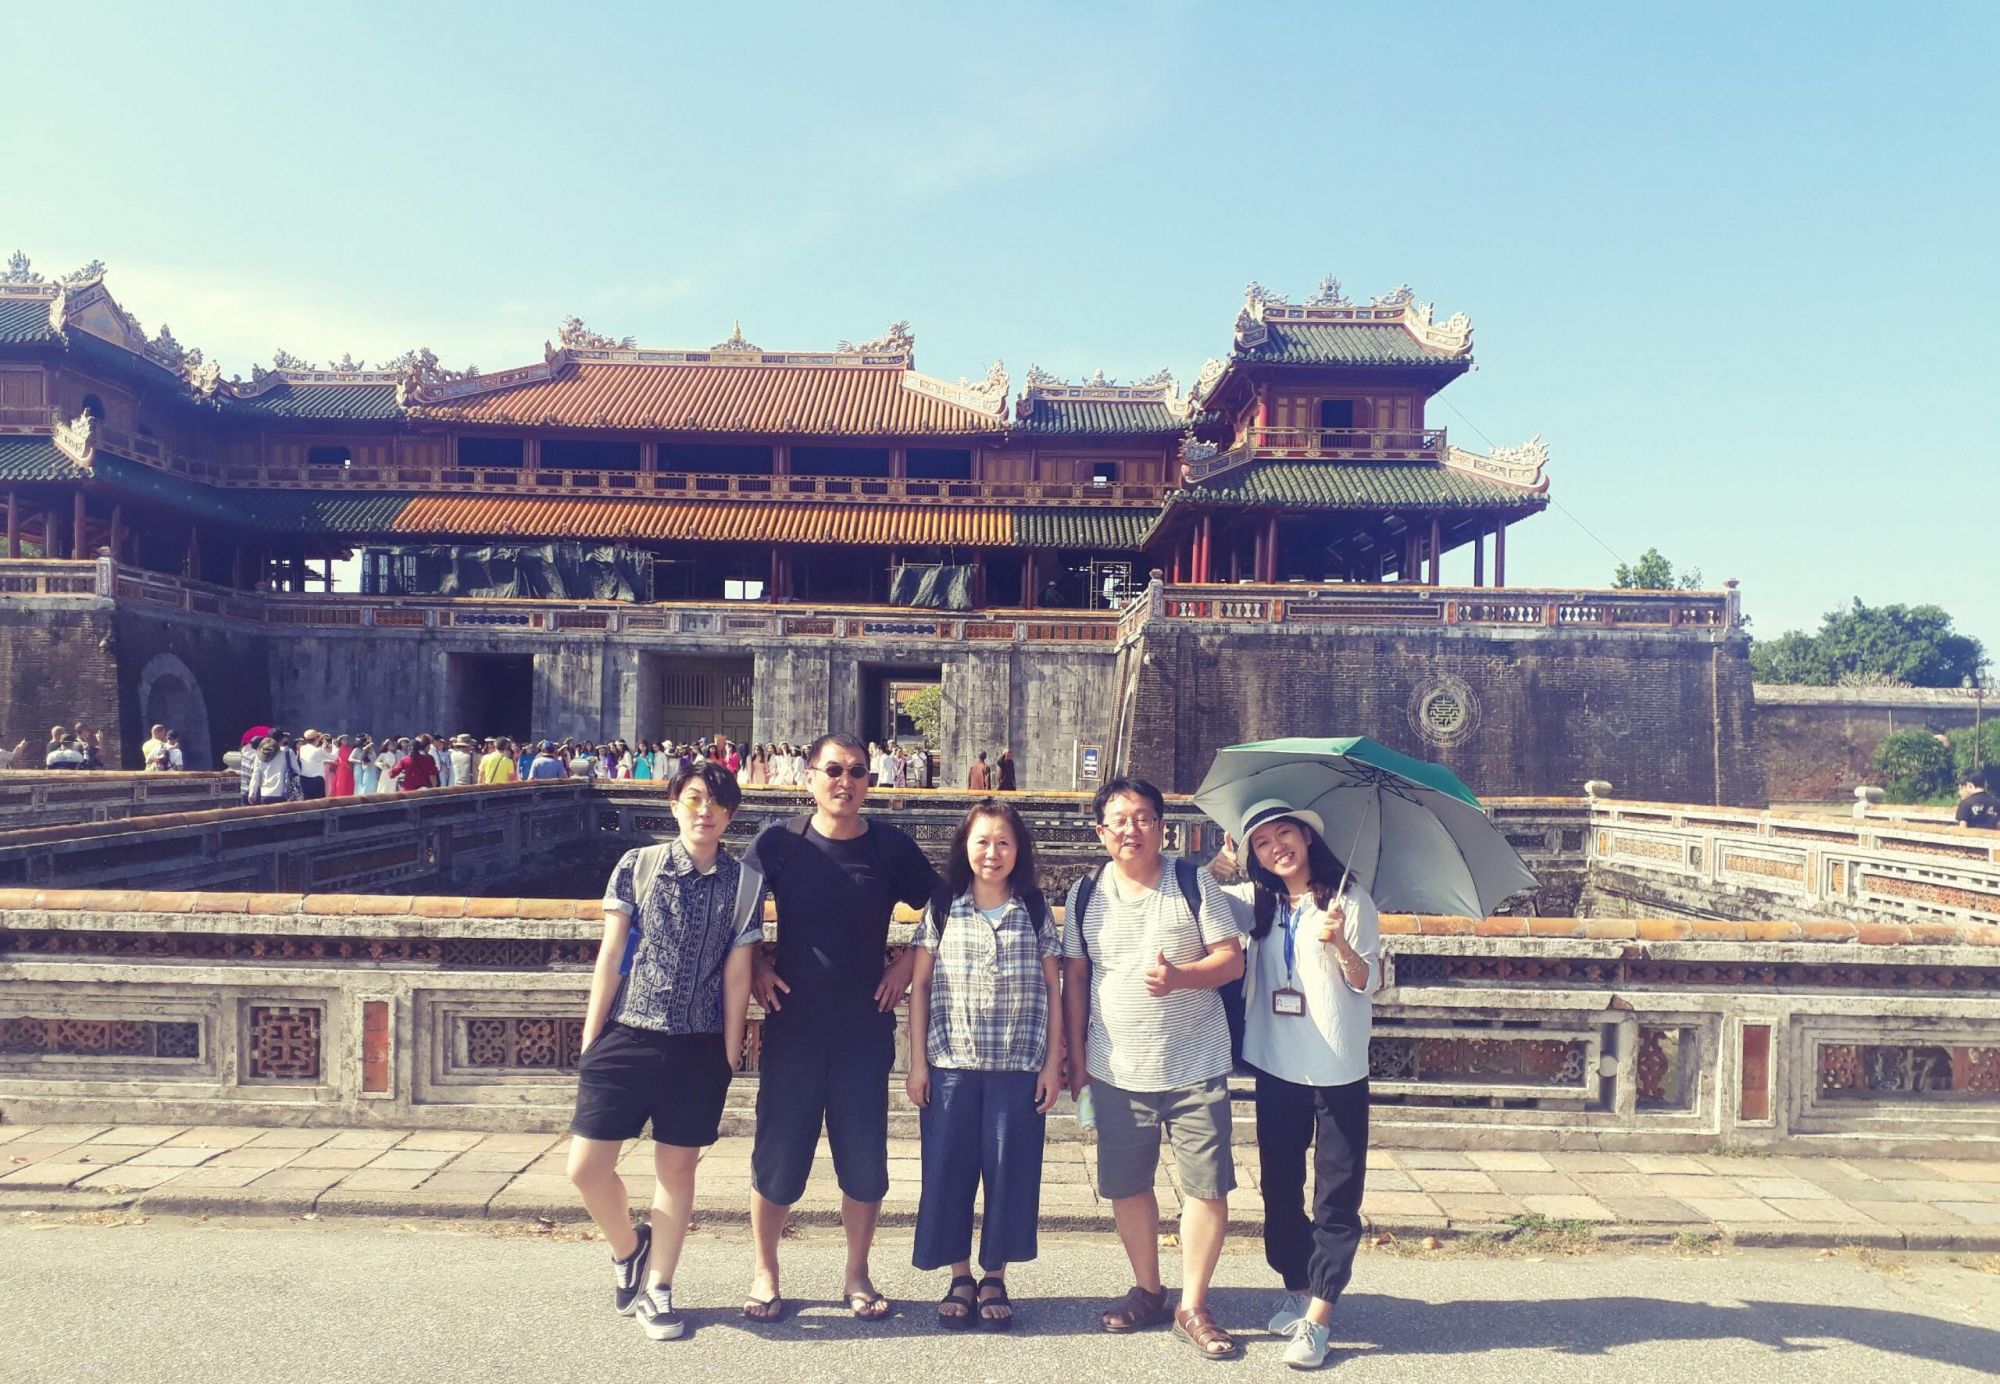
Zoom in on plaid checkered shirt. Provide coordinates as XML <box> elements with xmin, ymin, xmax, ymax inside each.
<box><xmin>916</xmin><ymin>891</ymin><xmax>1060</xmax><ymax>1071</ymax></box>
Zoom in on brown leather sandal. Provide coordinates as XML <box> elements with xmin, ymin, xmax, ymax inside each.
<box><xmin>1101</xmin><ymin>1284</ymin><xmax>1171</xmax><ymax>1332</ymax></box>
<box><xmin>1172</xmin><ymin>1304</ymin><xmax>1242</xmax><ymax>1360</ymax></box>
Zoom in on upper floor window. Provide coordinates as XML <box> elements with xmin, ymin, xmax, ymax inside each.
<box><xmin>80</xmin><ymin>393</ymin><xmax>106</xmax><ymax>421</ymax></box>
<box><xmin>1091</xmin><ymin>460</ymin><xmax>1118</xmax><ymax>486</ymax></box>
<box><xmin>1316</xmin><ymin>399</ymin><xmax>1356</xmax><ymax>430</ymax></box>
<box><xmin>308</xmin><ymin>445</ymin><xmax>353</xmax><ymax>468</ymax></box>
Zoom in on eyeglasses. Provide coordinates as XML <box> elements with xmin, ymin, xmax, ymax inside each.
<box><xmin>815</xmin><ymin>763</ymin><xmax>870</xmax><ymax>780</ymax></box>
<box><xmin>677</xmin><ymin>791</ymin><xmax>720</xmax><ymax>813</ymax></box>
<box><xmin>1098</xmin><ymin>814</ymin><xmax>1161</xmax><ymax>833</ymax></box>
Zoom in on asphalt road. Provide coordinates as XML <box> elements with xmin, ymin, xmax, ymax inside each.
<box><xmin>3</xmin><ymin>1217</ymin><xmax>1996</xmax><ymax>1383</ymax></box>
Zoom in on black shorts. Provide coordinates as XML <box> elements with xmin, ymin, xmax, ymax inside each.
<box><xmin>569</xmin><ymin>1023</ymin><xmax>732</xmax><ymax>1147</ymax></box>
<box><xmin>751</xmin><ymin>1012</ymin><xmax>896</xmax><ymax>1205</ymax></box>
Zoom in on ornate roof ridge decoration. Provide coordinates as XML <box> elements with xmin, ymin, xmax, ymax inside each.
<box><xmin>902</xmin><ymin>358</ymin><xmax>1008</xmax><ymax>421</ymax></box>
<box><xmin>1233</xmin><ymin>276</ymin><xmax>1473</xmax><ymax>357</ymax></box>
<box><xmin>712</xmin><ymin>321</ymin><xmax>761</xmax><ymax>352</ymax></box>
<box><xmin>51</xmin><ymin>409</ymin><xmax>97</xmax><ymax>471</ymax></box>
<box><xmin>3</xmin><ymin>250</ymin><xmax>47</xmax><ymax>285</ymax></box>
<box><xmin>1445</xmin><ymin>435</ymin><xmax>1549</xmax><ymax>492</ymax></box>
<box><xmin>558</xmin><ymin>315</ymin><xmax>636</xmax><ymax>350</ymax></box>
<box><xmin>837</xmin><ymin>321</ymin><xmax>915</xmax><ymax>359</ymax></box>
<box><xmin>1015</xmin><ymin>365</ymin><xmax>1190</xmax><ymax>421</ymax></box>
<box><xmin>215</xmin><ymin>359</ymin><xmax>408</xmax><ymax>401</ymax></box>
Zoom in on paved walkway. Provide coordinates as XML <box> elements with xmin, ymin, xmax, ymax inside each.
<box><xmin>5</xmin><ymin>1121</ymin><xmax>1998</xmax><ymax>1249</ymax></box>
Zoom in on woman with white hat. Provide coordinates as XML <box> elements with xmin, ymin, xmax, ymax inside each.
<box><xmin>1207</xmin><ymin>797</ymin><xmax>1378</xmax><ymax>1372</ymax></box>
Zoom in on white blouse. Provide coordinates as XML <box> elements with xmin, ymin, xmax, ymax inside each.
<box><xmin>1219</xmin><ymin>878</ymin><xmax>1380</xmax><ymax>1088</ymax></box>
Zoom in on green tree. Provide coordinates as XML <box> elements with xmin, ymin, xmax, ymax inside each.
<box><xmin>1612</xmin><ymin>547</ymin><xmax>1702</xmax><ymax>591</ymax></box>
<box><xmin>1949</xmin><ymin>720</ymin><xmax>2000</xmax><ymax>781</ymax></box>
<box><xmin>1750</xmin><ymin>599</ymin><xmax>1984</xmax><ymax>688</ymax></box>
<box><xmin>904</xmin><ymin>684</ymin><xmax>942</xmax><ymax>747</ymax></box>
<box><xmin>1875</xmin><ymin>729</ymin><xmax>1956</xmax><ymax>804</ymax></box>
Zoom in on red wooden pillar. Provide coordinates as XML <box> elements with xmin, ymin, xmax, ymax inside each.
<box><xmin>1264</xmin><ymin>513</ymin><xmax>1279</xmax><ymax>582</ymax></box>
<box><xmin>1197</xmin><ymin>514</ymin><xmax>1213</xmax><ymax>583</ymax></box>
<box><xmin>1022</xmin><ymin>552</ymin><xmax>1036</xmax><ymax>610</ymax></box>
<box><xmin>5</xmin><ymin>491</ymin><xmax>17</xmax><ymax>559</ymax></box>
<box><xmin>1494</xmin><ymin>521</ymin><xmax>1508</xmax><ymax>588</ymax></box>
<box><xmin>768</xmin><ymin>548</ymin><xmax>781</xmax><ymax>601</ymax></box>
<box><xmin>72</xmin><ymin>491</ymin><xmax>86</xmax><ymax>558</ymax></box>
<box><xmin>1228</xmin><ymin>540</ymin><xmax>1240</xmax><ymax>583</ymax></box>
<box><xmin>1428</xmin><ymin>516</ymin><xmax>1442</xmax><ymax>586</ymax></box>
<box><xmin>1472</xmin><ymin>526</ymin><xmax>1485</xmax><ymax>587</ymax></box>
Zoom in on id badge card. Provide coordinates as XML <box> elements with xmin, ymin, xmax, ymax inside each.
<box><xmin>1271</xmin><ymin>986</ymin><xmax>1306</xmax><ymax>1017</ymax></box>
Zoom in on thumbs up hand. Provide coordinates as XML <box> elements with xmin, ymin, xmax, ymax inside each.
<box><xmin>1143</xmin><ymin>949</ymin><xmax>1178</xmax><ymax>997</ymax></box>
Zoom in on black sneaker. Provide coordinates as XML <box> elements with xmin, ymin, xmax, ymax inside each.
<box><xmin>635</xmin><ymin>1283</ymin><xmax>685</xmax><ymax>1341</ymax></box>
<box><xmin>613</xmin><ymin>1223</ymin><xmax>652</xmax><ymax>1315</ymax></box>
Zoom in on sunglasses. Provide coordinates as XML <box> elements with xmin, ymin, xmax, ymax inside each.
<box><xmin>815</xmin><ymin>763</ymin><xmax>870</xmax><ymax>780</ymax></box>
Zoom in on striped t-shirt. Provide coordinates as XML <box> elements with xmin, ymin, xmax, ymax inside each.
<box><xmin>1061</xmin><ymin>856</ymin><xmax>1242</xmax><ymax>1091</ymax></box>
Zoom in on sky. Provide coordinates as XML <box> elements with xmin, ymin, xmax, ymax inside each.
<box><xmin>5</xmin><ymin>2</ymin><xmax>1996</xmax><ymax>660</ymax></box>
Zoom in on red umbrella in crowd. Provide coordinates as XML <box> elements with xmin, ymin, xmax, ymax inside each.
<box><xmin>240</xmin><ymin>725</ymin><xmax>273</xmax><ymax>747</ymax></box>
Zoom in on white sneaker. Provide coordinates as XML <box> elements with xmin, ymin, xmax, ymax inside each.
<box><xmin>1266</xmin><ymin>1292</ymin><xmax>1309</xmax><ymax>1334</ymax></box>
<box><xmin>634</xmin><ymin>1283</ymin><xmax>685</xmax><ymax>1341</ymax></box>
<box><xmin>1282</xmin><ymin>1318</ymin><xmax>1332</xmax><ymax>1369</ymax></box>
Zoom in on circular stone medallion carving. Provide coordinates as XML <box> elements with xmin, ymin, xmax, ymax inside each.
<box><xmin>1409</xmin><ymin>674</ymin><xmax>1477</xmax><ymax>747</ymax></box>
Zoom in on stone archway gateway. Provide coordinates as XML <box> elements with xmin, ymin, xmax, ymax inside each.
<box><xmin>137</xmin><ymin>652</ymin><xmax>213</xmax><ymax>770</ymax></box>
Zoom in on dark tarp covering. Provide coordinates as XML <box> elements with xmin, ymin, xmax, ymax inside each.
<box><xmin>888</xmin><ymin>563</ymin><xmax>973</xmax><ymax>611</ymax></box>
<box><xmin>362</xmin><ymin>544</ymin><xmax>652</xmax><ymax>601</ymax></box>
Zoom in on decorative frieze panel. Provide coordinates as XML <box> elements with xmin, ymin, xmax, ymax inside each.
<box><xmin>0</xmin><ymin>930</ymin><xmax>595</xmax><ymax>968</ymax></box>
<box><xmin>0</xmin><ymin>1016</ymin><xmax>200</xmax><ymax>1059</ymax></box>
<box><xmin>1818</xmin><ymin>1042</ymin><xmax>2000</xmax><ymax>1098</ymax></box>
<box><xmin>459</xmin><ymin>1016</ymin><xmax>586</xmax><ymax>1071</ymax></box>
<box><xmin>245</xmin><ymin>1005</ymin><xmax>322</xmax><ymax>1081</ymax></box>
<box><xmin>1397</xmin><ymin>951</ymin><xmax>2000</xmax><ymax>993</ymax></box>
<box><xmin>1635</xmin><ymin>1025</ymin><xmax>1700</xmax><ymax>1109</ymax></box>
<box><xmin>1369</xmin><ymin>1034</ymin><xmax>1588</xmax><ymax>1086</ymax></box>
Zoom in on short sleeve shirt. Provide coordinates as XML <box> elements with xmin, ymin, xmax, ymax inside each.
<box><xmin>1061</xmin><ymin>856</ymin><xmax>1242</xmax><ymax>1091</ymax></box>
<box><xmin>601</xmin><ymin>839</ymin><xmax>761</xmax><ymax>1035</ymax></box>
<box><xmin>917</xmin><ymin>893</ymin><xmax>1060</xmax><ymax>1071</ymax></box>
<box><xmin>1957</xmin><ymin>792</ymin><xmax>2000</xmax><ymax>830</ymax></box>
<box><xmin>741</xmin><ymin>819</ymin><xmax>940</xmax><ymax>1031</ymax></box>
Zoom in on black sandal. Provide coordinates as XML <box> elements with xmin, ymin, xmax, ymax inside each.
<box><xmin>976</xmin><ymin>1276</ymin><xmax>1014</xmax><ymax>1331</ymax></box>
<box><xmin>937</xmin><ymin>1274</ymin><xmax>977</xmax><ymax>1330</ymax></box>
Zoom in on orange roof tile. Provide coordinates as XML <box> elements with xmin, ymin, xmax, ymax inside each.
<box><xmin>418</xmin><ymin>363</ymin><xmax>1004</xmax><ymax>436</ymax></box>
<box><xmin>393</xmin><ymin>496</ymin><xmax>1014</xmax><ymax>546</ymax></box>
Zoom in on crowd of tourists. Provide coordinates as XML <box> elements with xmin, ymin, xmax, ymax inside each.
<box><xmin>564</xmin><ymin>732</ymin><xmax>1376</xmax><ymax>1368</ymax></box>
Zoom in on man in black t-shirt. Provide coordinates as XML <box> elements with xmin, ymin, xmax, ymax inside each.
<box><xmin>741</xmin><ymin>732</ymin><xmax>940</xmax><ymax>1324</ymax></box>
<box><xmin>1957</xmin><ymin>769</ymin><xmax>2000</xmax><ymax>830</ymax></box>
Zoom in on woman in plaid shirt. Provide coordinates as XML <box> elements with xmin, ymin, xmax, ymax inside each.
<box><xmin>905</xmin><ymin>799</ymin><xmax>1064</xmax><ymax>1330</ymax></box>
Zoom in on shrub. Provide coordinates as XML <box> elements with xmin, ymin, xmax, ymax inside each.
<box><xmin>1875</xmin><ymin>729</ymin><xmax>1955</xmax><ymax>803</ymax></box>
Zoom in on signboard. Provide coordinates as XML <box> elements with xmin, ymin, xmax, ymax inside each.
<box><xmin>1075</xmin><ymin>741</ymin><xmax>1103</xmax><ymax>788</ymax></box>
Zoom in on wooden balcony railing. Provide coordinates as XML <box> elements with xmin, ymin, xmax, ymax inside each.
<box><xmin>1155</xmin><ymin>581</ymin><xmax>1741</xmax><ymax>631</ymax></box>
<box><xmin>1185</xmin><ymin>427</ymin><xmax>1448</xmax><ymax>482</ymax></box>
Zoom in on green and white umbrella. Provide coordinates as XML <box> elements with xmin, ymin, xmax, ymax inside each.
<box><xmin>1191</xmin><ymin>735</ymin><xmax>1536</xmax><ymax>919</ymax></box>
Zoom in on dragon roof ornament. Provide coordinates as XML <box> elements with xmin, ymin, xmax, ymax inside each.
<box><xmin>904</xmin><ymin>358</ymin><xmax>1008</xmax><ymax>419</ymax></box>
<box><xmin>559</xmin><ymin>316</ymin><xmax>636</xmax><ymax>350</ymax></box>
<box><xmin>1445</xmin><ymin>434</ymin><xmax>1549</xmax><ymax>491</ymax></box>
<box><xmin>838</xmin><ymin>321</ymin><xmax>915</xmax><ymax>357</ymax></box>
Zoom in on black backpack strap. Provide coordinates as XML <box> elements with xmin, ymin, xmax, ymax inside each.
<box><xmin>928</xmin><ymin>884</ymin><xmax>959</xmax><ymax>938</ymax></box>
<box><xmin>1022</xmin><ymin>887</ymin><xmax>1052</xmax><ymax>938</ymax></box>
<box><xmin>1170</xmin><ymin>857</ymin><xmax>1202</xmax><ymax>919</ymax></box>
<box><xmin>1070</xmin><ymin>865</ymin><xmax>1105</xmax><ymax>963</ymax></box>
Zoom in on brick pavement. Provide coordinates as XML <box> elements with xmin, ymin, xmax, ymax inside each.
<box><xmin>4</xmin><ymin>1120</ymin><xmax>1998</xmax><ymax>1249</ymax></box>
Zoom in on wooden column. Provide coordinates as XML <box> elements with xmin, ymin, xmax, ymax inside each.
<box><xmin>769</xmin><ymin>548</ymin><xmax>781</xmax><ymax>602</ymax></box>
<box><xmin>1472</xmin><ymin>526</ymin><xmax>1485</xmax><ymax>587</ymax></box>
<box><xmin>640</xmin><ymin>442</ymin><xmax>658</xmax><ymax>474</ymax></box>
<box><xmin>5</xmin><ymin>491</ymin><xmax>17</xmax><ymax>559</ymax></box>
<box><xmin>1494</xmin><ymin>521</ymin><xmax>1508</xmax><ymax>588</ymax></box>
<box><xmin>72</xmin><ymin>492</ymin><xmax>86</xmax><ymax>558</ymax></box>
<box><xmin>109</xmin><ymin>504</ymin><xmax>122</xmax><ymax>564</ymax></box>
<box><xmin>1197</xmin><ymin>514</ymin><xmax>1213</xmax><ymax>583</ymax></box>
<box><xmin>187</xmin><ymin>525</ymin><xmax>201</xmax><ymax>580</ymax></box>
<box><xmin>1428</xmin><ymin>516</ymin><xmax>1442</xmax><ymax>586</ymax></box>
<box><xmin>1023</xmin><ymin>553</ymin><xmax>1036</xmax><ymax>609</ymax></box>
<box><xmin>772</xmin><ymin>444</ymin><xmax>789</xmax><ymax>476</ymax></box>
<box><xmin>889</xmin><ymin>447</ymin><xmax>907</xmax><ymax>479</ymax></box>
<box><xmin>1265</xmin><ymin>514</ymin><xmax>1280</xmax><ymax>583</ymax></box>
<box><xmin>1228</xmin><ymin>540</ymin><xmax>1240</xmax><ymax>583</ymax></box>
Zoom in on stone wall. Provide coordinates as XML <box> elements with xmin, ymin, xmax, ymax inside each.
<box><xmin>1756</xmin><ymin>684</ymin><xmax>1987</xmax><ymax>803</ymax></box>
<box><xmin>1120</xmin><ymin>619</ymin><xmax>1765</xmax><ymax>805</ymax></box>
<box><xmin>0</xmin><ymin>605</ymin><xmax>119</xmax><ymax>764</ymax></box>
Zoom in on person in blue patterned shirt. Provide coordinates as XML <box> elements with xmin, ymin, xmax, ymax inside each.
<box><xmin>565</xmin><ymin>759</ymin><xmax>764</xmax><ymax>1342</ymax></box>
<box><xmin>905</xmin><ymin>799</ymin><xmax>1063</xmax><ymax>1330</ymax></box>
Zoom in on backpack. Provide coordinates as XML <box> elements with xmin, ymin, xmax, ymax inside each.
<box><xmin>1071</xmin><ymin>857</ymin><xmax>1245</xmax><ymax>1068</ymax></box>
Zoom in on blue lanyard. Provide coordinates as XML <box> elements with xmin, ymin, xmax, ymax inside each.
<box><xmin>1279</xmin><ymin>899</ymin><xmax>1299</xmax><ymax>984</ymax></box>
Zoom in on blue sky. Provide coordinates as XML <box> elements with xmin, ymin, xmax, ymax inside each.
<box><xmin>6</xmin><ymin>2</ymin><xmax>1995</xmax><ymax>660</ymax></box>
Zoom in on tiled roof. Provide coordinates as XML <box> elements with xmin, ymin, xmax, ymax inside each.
<box><xmin>1178</xmin><ymin>460</ymin><xmax>1548</xmax><ymax>511</ymax></box>
<box><xmin>1009</xmin><ymin>508</ymin><xmax>1153</xmax><ymax>549</ymax></box>
<box><xmin>0</xmin><ymin>296</ymin><xmax>57</xmax><ymax>344</ymax></box>
<box><xmin>423</xmin><ymin>363</ymin><xmax>1005</xmax><ymax>437</ymax></box>
<box><xmin>1013</xmin><ymin>399</ymin><xmax>1187</xmax><ymax>436</ymax></box>
<box><xmin>218</xmin><ymin>382</ymin><xmax>404</xmax><ymax>420</ymax></box>
<box><xmin>393</xmin><ymin>497</ymin><xmax>1020</xmax><ymax>545</ymax></box>
<box><xmin>91</xmin><ymin>455</ymin><xmax>415</xmax><ymax>533</ymax></box>
<box><xmin>0</xmin><ymin>438</ymin><xmax>76</xmax><ymax>481</ymax></box>
<box><xmin>1241</xmin><ymin>322</ymin><xmax>1467</xmax><ymax>368</ymax></box>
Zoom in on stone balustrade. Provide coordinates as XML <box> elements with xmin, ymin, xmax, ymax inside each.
<box><xmin>1583</xmin><ymin>799</ymin><xmax>2000</xmax><ymax>928</ymax></box>
<box><xmin>0</xmin><ymin>771</ymin><xmax>240</xmax><ymax>830</ymax></box>
<box><xmin>4</xmin><ymin>890</ymin><xmax>1995</xmax><ymax>1154</ymax></box>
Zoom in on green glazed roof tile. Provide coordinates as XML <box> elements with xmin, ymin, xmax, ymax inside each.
<box><xmin>1241</xmin><ymin>321</ymin><xmax>1466</xmax><ymax>368</ymax></box>
<box><xmin>1176</xmin><ymin>460</ymin><xmax>1546</xmax><ymax>511</ymax></box>
<box><xmin>218</xmin><ymin>382</ymin><xmax>405</xmax><ymax>420</ymax></box>
<box><xmin>1009</xmin><ymin>507</ymin><xmax>1155</xmax><ymax>550</ymax></box>
<box><xmin>0</xmin><ymin>296</ymin><xmax>58</xmax><ymax>344</ymax></box>
<box><xmin>0</xmin><ymin>437</ymin><xmax>76</xmax><ymax>480</ymax></box>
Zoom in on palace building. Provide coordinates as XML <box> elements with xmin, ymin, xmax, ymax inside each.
<box><xmin>0</xmin><ymin>254</ymin><xmax>1759</xmax><ymax>803</ymax></box>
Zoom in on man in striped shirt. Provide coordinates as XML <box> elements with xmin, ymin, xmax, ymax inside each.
<box><xmin>1061</xmin><ymin>777</ymin><xmax>1246</xmax><ymax>1360</ymax></box>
